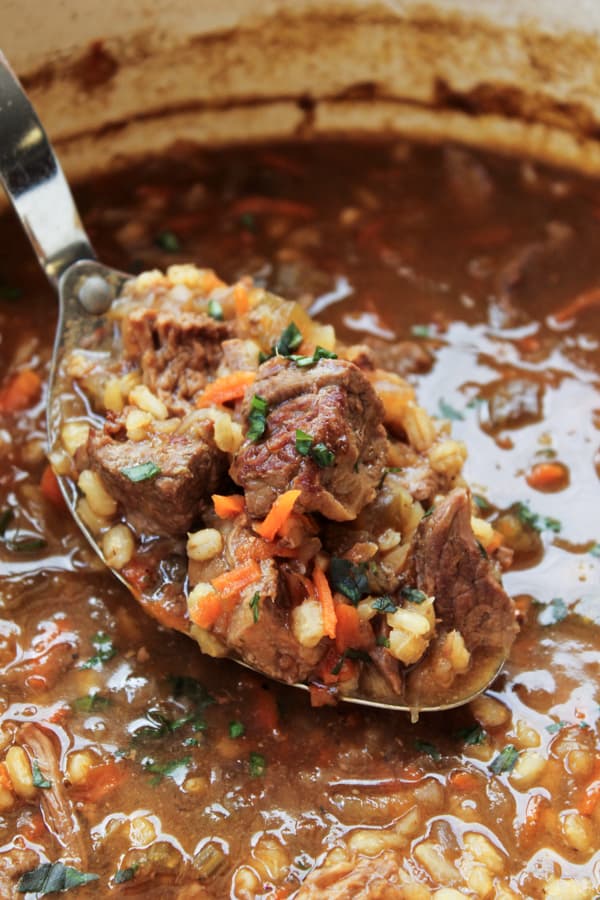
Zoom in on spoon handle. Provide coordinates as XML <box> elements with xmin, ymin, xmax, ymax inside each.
<box><xmin>0</xmin><ymin>53</ymin><xmax>95</xmax><ymax>285</ymax></box>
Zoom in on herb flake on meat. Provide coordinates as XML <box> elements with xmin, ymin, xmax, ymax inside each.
<box><xmin>276</xmin><ymin>322</ymin><xmax>303</xmax><ymax>356</ymax></box>
<box><xmin>371</xmin><ymin>596</ymin><xmax>398</xmax><ymax>614</ymax></box>
<box><xmin>331</xmin><ymin>648</ymin><xmax>371</xmax><ymax>675</ymax></box>
<box><xmin>310</xmin><ymin>443</ymin><xmax>335</xmax><ymax>468</ymax></box>
<box><xmin>81</xmin><ymin>632</ymin><xmax>117</xmax><ymax>669</ymax></box>
<box><xmin>295</xmin><ymin>429</ymin><xmax>314</xmax><ymax>456</ymax></box>
<box><xmin>207</xmin><ymin>298</ymin><xmax>224</xmax><ymax>321</ymax></box>
<box><xmin>114</xmin><ymin>865</ymin><xmax>139</xmax><ymax>884</ymax></box>
<box><xmin>290</xmin><ymin>346</ymin><xmax>337</xmax><ymax>367</ymax></box>
<box><xmin>229</xmin><ymin>721</ymin><xmax>245</xmax><ymax>738</ymax></box>
<box><xmin>120</xmin><ymin>461</ymin><xmax>162</xmax><ymax>482</ymax></box>
<box><xmin>489</xmin><ymin>744</ymin><xmax>519</xmax><ymax>774</ymax></box>
<box><xmin>401</xmin><ymin>587</ymin><xmax>427</xmax><ymax>604</ymax></box>
<box><xmin>247</xmin><ymin>394</ymin><xmax>269</xmax><ymax>442</ymax></box>
<box><xmin>17</xmin><ymin>862</ymin><xmax>98</xmax><ymax>894</ymax></box>
<box><xmin>328</xmin><ymin>558</ymin><xmax>369</xmax><ymax>604</ymax></box>
<box><xmin>31</xmin><ymin>760</ymin><xmax>52</xmax><ymax>789</ymax></box>
<box><xmin>249</xmin><ymin>751</ymin><xmax>267</xmax><ymax>777</ymax></box>
<box><xmin>249</xmin><ymin>592</ymin><xmax>261</xmax><ymax>623</ymax></box>
<box><xmin>376</xmin><ymin>635</ymin><xmax>391</xmax><ymax>648</ymax></box>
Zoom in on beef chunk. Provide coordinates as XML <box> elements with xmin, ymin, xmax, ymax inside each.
<box><xmin>296</xmin><ymin>850</ymin><xmax>405</xmax><ymax>899</ymax></box>
<box><xmin>230</xmin><ymin>357</ymin><xmax>388</xmax><ymax>521</ymax></box>
<box><xmin>485</xmin><ymin>376</ymin><xmax>544</xmax><ymax>431</ymax></box>
<box><xmin>412</xmin><ymin>488</ymin><xmax>517</xmax><ymax>654</ymax></box>
<box><xmin>122</xmin><ymin>308</ymin><xmax>232</xmax><ymax>413</ymax></box>
<box><xmin>354</xmin><ymin>338</ymin><xmax>433</xmax><ymax>377</ymax></box>
<box><xmin>78</xmin><ymin>419</ymin><xmax>226</xmax><ymax>536</ymax></box>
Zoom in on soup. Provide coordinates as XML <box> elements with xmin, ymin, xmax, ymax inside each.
<box><xmin>0</xmin><ymin>141</ymin><xmax>598</xmax><ymax>898</ymax></box>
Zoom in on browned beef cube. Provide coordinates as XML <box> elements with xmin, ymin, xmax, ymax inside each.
<box><xmin>122</xmin><ymin>308</ymin><xmax>232</xmax><ymax>413</ymax></box>
<box><xmin>230</xmin><ymin>357</ymin><xmax>388</xmax><ymax>521</ymax></box>
<box><xmin>412</xmin><ymin>488</ymin><xmax>517</xmax><ymax>654</ymax></box>
<box><xmin>78</xmin><ymin>420</ymin><xmax>226</xmax><ymax>536</ymax></box>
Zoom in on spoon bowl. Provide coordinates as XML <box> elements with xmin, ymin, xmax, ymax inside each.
<box><xmin>0</xmin><ymin>54</ymin><xmax>509</xmax><ymax>714</ymax></box>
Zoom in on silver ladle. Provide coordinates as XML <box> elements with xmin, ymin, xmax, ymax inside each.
<box><xmin>0</xmin><ymin>55</ymin><xmax>507</xmax><ymax>714</ymax></box>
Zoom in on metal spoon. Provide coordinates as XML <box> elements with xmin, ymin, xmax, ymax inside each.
<box><xmin>0</xmin><ymin>56</ymin><xmax>508</xmax><ymax>714</ymax></box>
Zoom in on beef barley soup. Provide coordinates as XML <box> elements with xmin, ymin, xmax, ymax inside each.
<box><xmin>0</xmin><ymin>140</ymin><xmax>598</xmax><ymax>898</ymax></box>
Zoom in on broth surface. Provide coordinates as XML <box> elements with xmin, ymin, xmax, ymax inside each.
<box><xmin>0</xmin><ymin>141</ymin><xmax>599</xmax><ymax>898</ymax></box>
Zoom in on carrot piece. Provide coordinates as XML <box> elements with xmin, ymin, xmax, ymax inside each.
<box><xmin>0</xmin><ymin>369</ymin><xmax>42</xmax><ymax>413</ymax></box>
<box><xmin>313</xmin><ymin>567</ymin><xmax>336</xmax><ymax>640</ymax></box>
<box><xmin>74</xmin><ymin>761</ymin><xmax>125</xmax><ymax>804</ymax></box>
<box><xmin>40</xmin><ymin>464</ymin><xmax>67</xmax><ymax>511</ymax></box>
<box><xmin>334</xmin><ymin>603</ymin><xmax>362</xmax><ymax>652</ymax></box>
<box><xmin>254</xmin><ymin>490</ymin><xmax>302</xmax><ymax>541</ymax></box>
<box><xmin>552</xmin><ymin>286</ymin><xmax>600</xmax><ymax>323</ymax></box>
<box><xmin>189</xmin><ymin>590</ymin><xmax>222</xmax><ymax>629</ymax></box>
<box><xmin>211</xmin><ymin>560</ymin><xmax>262</xmax><ymax>600</ymax></box>
<box><xmin>196</xmin><ymin>371</ymin><xmax>256</xmax><ymax>408</ymax></box>
<box><xmin>526</xmin><ymin>462</ymin><xmax>568</xmax><ymax>492</ymax></box>
<box><xmin>250</xmin><ymin>688</ymin><xmax>279</xmax><ymax>732</ymax></box>
<box><xmin>212</xmin><ymin>493</ymin><xmax>246</xmax><ymax>518</ymax></box>
<box><xmin>0</xmin><ymin>762</ymin><xmax>13</xmax><ymax>793</ymax></box>
<box><xmin>233</xmin><ymin>282</ymin><xmax>250</xmax><ymax>316</ymax></box>
<box><xmin>579</xmin><ymin>759</ymin><xmax>600</xmax><ymax>816</ymax></box>
<box><xmin>448</xmin><ymin>770</ymin><xmax>479</xmax><ymax>791</ymax></box>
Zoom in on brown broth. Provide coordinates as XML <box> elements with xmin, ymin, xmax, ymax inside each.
<box><xmin>0</xmin><ymin>140</ymin><xmax>598</xmax><ymax>898</ymax></box>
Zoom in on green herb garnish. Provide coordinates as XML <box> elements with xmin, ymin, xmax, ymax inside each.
<box><xmin>295</xmin><ymin>429</ymin><xmax>314</xmax><ymax>456</ymax></box>
<box><xmin>249</xmin><ymin>752</ymin><xmax>266</xmax><ymax>777</ymax></box>
<box><xmin>414</xmin><ymin>739</ymin><xmax>441</xmax><ymax>761</ymax></box>
<box><xmin>371</xmin><ymin>596</ymin><xmax>398</xmax><ymax>614</ymax></box>
<box><xmin>589</xmin><ymin>542</ymin><xmax>600</xmax><ymax>558</ymax></box>
<box><xmin>81</xmin><ymin>632</ymin><xmax>117</xmax><ymax>669</ymax></box>
<box><xmin>290</xmin><ymin>346</ymin><xmax>337</xmax><ymax>367</ymax></box>
<box><xmin>375</xmin><ymin>635</ymin><xmax>391</xmax><ymax>648</ymax></box>
<box><xmin>489</xmin><ymin>744</ymin><xmax>519</xmax><ymax>774</ymax></box>
<box><xmin>275</xmin><ymin>322</ymin><xmax>303</xmax><ymax>356</ymax></box>
<box><xmin>155</xmin><ymin>230</ymin><xmax>181</xmax><ymax>252</ymax></box>
<box><xmin>229</xmin><ymin>721</ymin><xmax>245</xmax><ymax>739</ymax></box>
<box><xmin>546</xmin><ymin>720</ymin><xmax>568</xmax><ymax>734</ymax></box>
<box><xmin>31</xmin><ymin>760</ymin><xmax>52</xmax><ymax>789</ymax></box>
<box><xmin>17</xmin><ymin>862</ymin><xmax>98</xmax><ymax>894</ymax></box>
<box><xmin>401</xmin><ymin>587</ymin><xmax>427</xmax><ymax>604</ymax></box>
<box><xmin>120</xmin><ymin>461</ymin><xmax>161</xmax><ymax>482</ymax></box>
<box><xmin>538</xmin><ymin>597</ymin><xmax>569</xmax><ymax>626</ymax></box>
<box><xmin>331</xmin><ymin>648</ymin><xmax>371</xmax><ymax>675</ymax></box>
<box><xmin>411</xmin><ymin>324</ymin><xmax>431</xmax><ymax>338</ymax></box>
<box><xmin>9</xmin><ymin>537</ymin><xmax>47</xmax><ymax>552</ymax></box>
<box><xmin>71</xmin><ymin>693</ymin><xmax>112</xmax><ymax>713</ymax></box>
<box><xmin>328</xmin><ymin>558</ymin><xmax>369</xmax><ymax>604</ymax></box>
<box><xmin>455</xmin><ymin>724</ymin><xmax>487</xmax><ymax>745</ymax></box>
<box><xmin>249</xmin><ymin>592</ymin><xmax>261</xmax><ymax>624</ymax></box>
<box><xmin>514</xmin><ymin>502</ymin><xmax>561</xmax><ymax>534</ymax></box>
<box><xmin>114</xmin><ymin>865</ymin><xmax>139</xmax><ymax>884</ymax></box>
<box><xmin>143</xmin><ymin>755</ymin><xmax>191</xmax><ymax>784</ymax></box>
<box><xmin>438</xmin><ymin>398</ymin><xmax>464</xmax><ymax>421</ymax></box>
<box><xmin>473</xmin><ymin>494</ymin><xmax>491</xmax><ymax>511</ymax></box>
<box><xmin>247</xmin><ymin>394</ymin><xmax>269</xmax><ymax>442</ymax></box>
<box><xmin>207</xmin><ymin>298</ymin><xmax>224</xmax><ymax>321</ymax></box>
<box><xmin>310</xmin><ymin>443</ymin><xmax>335</xmax><ymax>468</ymax></box>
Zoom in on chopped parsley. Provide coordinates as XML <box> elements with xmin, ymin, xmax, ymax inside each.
<box><xmin>8</xmin><ymin>537</ymin><xmax>47</xmax><ymax>552</ymax></box>
<box><xmin>295</xmin><ymin>429</ymin><xmax>314</xmax><ymax>456</ymax></box>
<box><xmin>331</xmin><ymin>648</ymin><xmax>371</xmax><ymax>675</ymax></box>
<box><xmin>229</xmin><ymin>721</ymin><xmax>245</xmax><ymax>739</ymax></box>
<box><xmin>328</xmin><ymin>558</ymin><xmax>369</xmax><ymax>604</ymax></box>
<box><xmin>411</xmin><ymin>324</ymin><xmax>431</xmax><ymax>338</ymax></box>
<box><xmin>546</xmin><ymin>720</ymin><xmax>568</xmax><ymax>734</ymax></box>
<box><xmin>155</xmin><ymin>230</ymin><xmax>181</xmax><ymax>252</ymax></box>
<box><xmin>31</xmin><ymin>760</ymin><xmax>52</xmax><ymax>789</ymax></box>
<box><xmin>371</xmin><ymin>596</ymin><xmax>398</xmax><ymax>614</ymax></box>
<box><xmin>249</xmin><ymin>592</ymin><xmax>261</xmax><ymax>624</ymax></box>
<box><xmin>290</xmin><ymin>346</ymin><xmax>337</xmax><ymax>367</ymax></box>
<box><xmin>71</xmin><ymin>693</ymin><xmax>112</xmax><ymax>713</ymax></box>
<box><xmin>120</xmin><ymin>461</ymin><xmax>161</xmax><ymax>482</ymax></box>
<box><xmin>514</xmin><ymin>502</ymin><xmax>561</xmax><ymax>534</ymax></box>
<box><xmin>489</xmin><ymin>744</ymin><xmax>519</xmax><ymax>774</ymax></box>
<box><xmin>207</xmin><ymin>298</ymin><xmax>224</xmax><ymax>321</ymax></box>
<box><xmin>473</xmin><ymin>494</ymin><xmax>491</xmax><ymax>511</ymax></box>
<box><xmin>438</xmin><ymin>398</ymin><xmax>465</xmax><ymax>421</ymax></box>
<box><xmin>114</xmin><ymin>865</ymin><xmax>139</xmax><ymax>884</ymax></box>
<box><xmin>275</xmin><ymin>322</ymin><xmax>303</xmax><ymax>356</ymax></box>
<box><xmin>249</xmin><ymin>752</ymin><xmax>267</xmax><ymax>777</ymax></box>
<box><xmin>143</xmin><ymin>755</ymin><xmax>191</xmax><ymax>784</ymax></box>
<box><xmin>454</xmin><ymin>724</ymin><xmax>487</xmax><ymax>745</ymax></box>
<box><xmin>310</xmin><ymin>443</ymin><xmax>335</xmax><ymax>468</ymax></box>
<box><xmin>247</xmin><ymin>394</ymin><xmax>269</xmax><ymax>442</ymax></box>
<box><xmin>17</xmin><ymin>862</ymin><xmax>98</xmax><ymax>894</ymax></box>
<box><xmin>414</xmin><ymin>739</ymin><xmax>441</xmax><ymax>760</ymax></box>
<box><xmin>81</xmin><ymin>632</ymin><xmax>117</xmax><ymax>669</ymax></box>
<box><xmin>538</xmin><ymin>597</ymin><xmax>569</xmax><ymax>626</ymax></box>
<box><xmin>401</xmin><ymin>587</ymin><xmax>427</xmax><ymax>604</ymax></box>
<box><xmin>376</xmin><ymin>635</ymin><xmax>391</xmax><ymax>648</ymax></box>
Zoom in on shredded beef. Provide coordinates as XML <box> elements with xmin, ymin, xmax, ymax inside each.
<box><xmin>78</xmin><ymin>418</ymin><xmax>226</xmax><ymax>536</ymax></box>
<box><xmin>296</xmin><ymin>851</ymin><xmax>406</xmax><ymax>899</ymax></box>
<box><xmin>230</xmin><ymin>357</ymin><xmax>388</xmax><ymax>521</ymax></box>
<box><xmin>122</xmin><ymin>308</ymin><xmax>232</xmax><ymax>413</ymax></box>
<box><xmin>411</xmin><ymin>487</ymin><xmax>517</xmax><ymax>654</ymax></box>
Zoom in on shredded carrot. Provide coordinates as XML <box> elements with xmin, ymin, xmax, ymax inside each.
<box><xmin>196</xmin><ymin>371</ymin><xmax>256</xmax><ymax>408</ymax></box>
<box><xmin>519</xmin><ymin>793</ymin><xmax>549</xmax><ymax>844</ymax></box>
<box><xmin>0</xmin><ymin>369</ymin><xmax>42</xmax><ymax>413</ymax></box>
<box><xmin>229</xmin><ymin>195</ymin><xmax>315</xmax><ymax>220</ymax></box>
<box><xmin>189</xmin><ymin>590</ymin><xmax>222</xmax><ymax>629</ymax></box>
<box><xmin>40</xmin><ymin>464</ymin><xmax>67</xmax><ymax>511</ymax></box>
<box><xmin>552</xmin><ymin>286</ymin><xmax>600</xmax><ymax>323</ymax></box>
<box><xmin>254</xmin><ymin>490</ymin><xmax>301</xmax><ymax>542</ymax></box>
<box><xmin>526</xmin><ymin>462</ymin><xmax>568</xmax><ymax>492</ymax></box>
<box><xmin>313</xmin><ymin>567</ymin><xmax>336</xmax><ymax>640</ymax></box>
<box><xmin>212</xmin><ymin>493</ymin><xmax>246</xmax><ymax>518</ymax></box>
<box><xmin>334</xmin><ymin>603</ymin><xmax>362</xmax><ymax>652</ymax></box>
<box><xmin>211</xmin><ymin>560</ymin><xmax>262</xmax><ymax>602</ymax></box>
<box><xmin>579</xmin><ymin>759</ymin><xmax>600</xmax><ymax>816</ymax></box>
<box><xmin>250</xmin><ymin>688</ymin><xmax>279</xmax><ymax>733</ymax></box>
<box><xmin>233</xmin><ymin>282</ymin><xmax>250</xmax><ymax>316</ymax></box>
<box><xmin>448</xmin><ymin>770</ymin><xmax>479</xmax><ymax>791</ymax></box>
<box><xmin>74</xmin><ymin>761</ymin><xmax>126</xmax><ymax>804</ymax></box>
